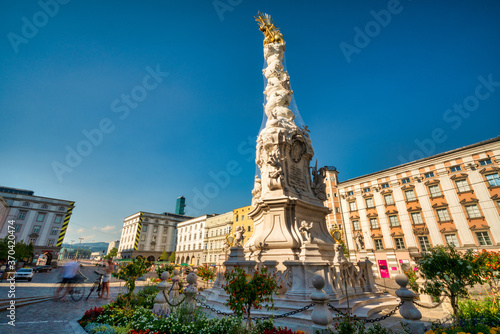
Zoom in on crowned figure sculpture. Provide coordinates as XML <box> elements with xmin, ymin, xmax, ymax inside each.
<box><xmin>246</xmin><ymin>13</ymin><xmax>336</xmax><ymax>272</ymax></box>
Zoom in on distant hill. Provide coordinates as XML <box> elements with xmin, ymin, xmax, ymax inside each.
<box><xmin>62</xmin><ymin>241</ymin><xmax>109</xmax><ymax>253</ymax></box>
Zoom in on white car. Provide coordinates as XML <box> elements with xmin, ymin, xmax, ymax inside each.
<box><xmin>14</xmin><ymin>268</ymin><xmax>35</xmax><ymax>281</ymax></box>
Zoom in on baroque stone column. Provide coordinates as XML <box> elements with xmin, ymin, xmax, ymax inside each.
<box><xmin>247</xmin><ymin>13</ymin><xmax>336</xmax><ymax>270</ymax></box>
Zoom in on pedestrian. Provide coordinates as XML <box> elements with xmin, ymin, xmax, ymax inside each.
<box><xmin>99</xmin><ymin>259</ymin><xmax>114</xmax><ymax>299</ymax></box>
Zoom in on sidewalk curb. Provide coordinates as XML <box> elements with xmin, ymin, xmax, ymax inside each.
<box><xmin>69</xmin><ymin>316</ymin><xmax>87</xmax><ymax>334</ymax></box>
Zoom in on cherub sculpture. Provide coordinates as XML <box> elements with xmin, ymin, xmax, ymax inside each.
<box><xmin>299</xmin><ymin>221</ymin><xmax>314</xmax><ymax>243</ymax></box>
<box><xmin>234</xmin><ymin>226</ymin><xmax>245</xmax><ymax>247</ymax></box>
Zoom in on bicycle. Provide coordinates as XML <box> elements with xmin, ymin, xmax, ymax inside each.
<box><xmin>55</xmin><ymin>280</ymin><xmax>85</xmax><ymax>302</ymax></box>
<box><xmin>86</xmin><ymin>271</ymin><xmax>104</xmax><ymax>300</ymax></box>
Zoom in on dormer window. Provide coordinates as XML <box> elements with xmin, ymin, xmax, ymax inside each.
<box><xmin>402</xmin><ymin>178</ymin><xmax>410</xmax><ymax>184</ymax></box>
<box><xmin>479</xmin><ymin>159</ymin><xmax>492</xmax><ymax>166</ymax></box>
<box><xmin>424</xmin><ymin>172</ymin><xmax>434</xmax><ymax>179</ymax></box>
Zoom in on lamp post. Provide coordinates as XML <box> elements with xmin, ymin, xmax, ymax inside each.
<box><xmin>75</xmin><ymin>237</ymin><xmax>84</xmax><ymax>260</ymax></box>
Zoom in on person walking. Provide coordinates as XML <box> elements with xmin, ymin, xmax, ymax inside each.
<box><xmin>99</xmin><ymin>259</ymin><xmax>114</xmax><ymax>299</ymax></box>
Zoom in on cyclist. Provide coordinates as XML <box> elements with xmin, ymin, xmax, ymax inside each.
<box><xmin>99</xmin><ymin>259</ymin><xmax>114</xmax><ymax>299</ymax></box>
<box><xmin>55</xmin><ymin>260</ymin><xmax>80</xmax><ymax>301</ymax></box>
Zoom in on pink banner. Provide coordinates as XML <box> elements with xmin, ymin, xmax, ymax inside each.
<box><xmin>378</xmin><ymin>260</ymin><xmax>390</xmax><ymax>278</ymax></box>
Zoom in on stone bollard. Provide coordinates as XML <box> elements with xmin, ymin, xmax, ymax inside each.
<box><xmin>170</xmin><ymin>269</ymin><xmax>180</xmax><ymax>301</ymax></box>
<box><xmin>310</xmin><ymin>275</ymin><xmax>333</xmax><ymax>332</ymax></box>
<box><xmin>184</xmin><ymin>272</ymin><xmax>198</xmax><ymax>314</ymax></box>
<box><xmin>153</xmin><ymin>271</ymin><xmax>171</xmax><ymax>317</ymax></box>
<box><xmin>395</xmin><ymin>274</ymin><xmax>425</xmax><ymax>334</ymax></box>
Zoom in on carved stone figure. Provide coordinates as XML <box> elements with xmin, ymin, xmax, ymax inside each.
<box><xmin>268</xmin><ymin>149</ymin><xmax>284</xmax><ymax>190</ymax></box>
<box><xmin>333</xmin><ymin>243</ymin><xmax>348</xmax><ymax>264</ymax></box>
<box><xmin>251</xmin><ymin>175</ymin><xmax>262</xmax><ymax>204</ymax></box>
<box><xmin>234</xmin><ymin>226</ymin><xmax>245</xmax><ymax>247</ymax></box>
<box><xmin>311</xmin><ymin>161</ymin><xmax>327</xmax><ymax>200</ymax></box>
<box><xmin>221</xmin><ymin>240</ymin><xmax>230</xmax><ymax>254</ymax></box>
<box><xmin>355</xmin><ymin>232</ymin><xmax>365</xmax><ymax>251</ymax></box>
<box><xmin>299</xmin><ymin>221</ymin><xmax>314</xmax><ymax>243</ymax></box>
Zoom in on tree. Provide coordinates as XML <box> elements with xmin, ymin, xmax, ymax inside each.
<box><xmin>223</xmin><ymin>266</ymin><xmax>280</xmax><ymax>329</ymax></box>
<box><xmin>104</xmin><ymin>247</ymin><xmax>118</xmax><ymax>259</ymax></box>
<box><xmin>115</xmin><ymin>257</ymin><xmax>152</xmax><ymax>297</ymax></box>
<box><xmin>197</xmin><ymin>264</ymin><xmax>216</xmax><ymax>287</ymax></box>
<box><xmin>418</xmin><ymin>245</ymin><xmax>486</xmax><ymax>319</ymax></box>
<box><xmin>159</xmin><ymin>251</ymin><xmax>168</xmax><ymax>261</ymax></box>
<box><xmin>168</xmin><ymin>251</ymin><xmax>176</xmax><ymax>263</ymax></box>
<box><xmin>0</xmin><ymin>237</ymin><xmax>33</xmax><ymax>263</ymax></box>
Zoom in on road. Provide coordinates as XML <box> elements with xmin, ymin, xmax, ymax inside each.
<box><xmin>0</xmin><ymin>263</ymin><xmax>140</xmax><ymax>334</ymax></box>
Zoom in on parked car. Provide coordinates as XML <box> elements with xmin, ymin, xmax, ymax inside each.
<box><xmin>14</xmin><ymin>268</ymin><xmax>35</xmax><ymax>281</ymax></box>
<box><xmin>34</xmin><ymin>265</ymin><xmax>52</xmax><ymax>273</ymax></box>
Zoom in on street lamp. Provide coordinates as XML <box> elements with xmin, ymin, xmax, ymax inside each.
<box><xmin>75</xmin><ymin>237</ymin><xmax>84</xmax><ymax>260</ymax></box>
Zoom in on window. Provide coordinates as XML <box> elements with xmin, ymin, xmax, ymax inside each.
<box><xmin>418</xmin><ymin>236</ymin><xmax>431</xmax><ymax>252</ymax></box>
<box><xmin>241</xmin><ymin>215</ymin><xmax>245</xmax><ymax>220</ymax></box>
<box><xmin>411</xmin><ymin>212</ymin><xmax>424</xmax><ymax>225</ymax></box>
<box><xmin>365</xmin><ymin>198</ymin><xmax>374</xmax><ymax>208</ymax></box>
<box><xmin>349</xmin><ymin>201</ymin><xmax>357</xmax><ymax>211</ymax></box>
<box><xmin>141</xmin><ymin>235</ymin><xmax>146</xmax><ymax>241</ymax></box>
<box><xmin>388</xmin><ymin>215</ymin><xmax>400</xmax><ymax>227</ymax></box>
<box><xmin>424</xmin><ymin>172</ymin><xmax>435</xmax><ymax>179</ymax></box>
<box><xmin>479</xmin><ymin>159</ymin><xmax>492</xmax><ymax>166</ymax></box>
<box><xmin>476</xmin><ymin>232</ymin><xmax>493</xmax><ymax>246</ymax></box>
<box><xmin>41</xmin><ymin>204</ymin><xmax>48</xmax><ymax>209</ymax></box>
<box><xmin>405</xmin><ymin>190</ymin><xmax>417</xmax><ymax>201</ymax></box>
<box><xmin>47</xmin><ymin>239</ymin><xmax>54</xmax><ymax>246</ymax></box>
<box><xmin>58</xmin><ymin>206</ymin><xmax>64</xmax><ymax>211</ymax></box>
<box><xmin>381</xmin><ymin>183</ymin><xmax>389</xmax><ymax>189</ymax></box>
<box><xmin>445</xmin><ymin>234</ymin><xmax>459</xmax><ymax>247</ymax></box>
<box><xmin>14</xmin><ymin>224</ymin><xmax>22</xmax><ymax>233</ymax></box>
<box><xmin>153</xmin><ymin>226</ymin><xmax>158</xmax><ymax>233</ymax></box>
<box><xmin>143</xmin><ymin>225</ymin><xmax>147</xmax><ymax>232</ymax></box>
<box><xmin>428</xmin><ymin>185</ymin><xmax>442</xmax><ymax>197</ymax></box>
<box><xmin>347</xmin><ymin>191</ymin><xmax>354</xmax><ymax>196</ymax></box>
<box><xmin>33</xmin><ymin>225</ymin><xmax>41</xmax><ymax>234</ymax></box>
<box><xmin>497</xmin><ymin>200</ymin><xmax>500</xmax><ymax>211</ymax></box>
<box><xmin>247</xmin><ymin>226</ymin><xmax>251</xmax><ymax>232</ymax></box>
<box><xmin>436</xmin><ymin>208</ymin><xmax>451</xmax><ymax>222</ymax></box>
<box><xmin>486</xmin><ymin>174</ymin><xmax>500</xmax><ymax>187</ymax></box>
<box><xmin>236</xmin><ymin>216</ymin><xmax>239</xmax><ymax>222</ymax></box>
<box><xmin>455</xmin><ymin>179</ymin><xmax>471</xmax><ymax>192</ymax></box>
<box><xmin>18</xmin><ymin>211</ymin><xmax>27</xmax><ymax>220</ymax></box>
<box><xmin>394</xmin><ymin>238</ymin><xmax>405</xmax><ymax>249</ymax></box>
<box><xmin>363</xmin><ymin>187</ymin><xmax>370</xmax><ymax>193</ymax></box>
<box><xmin>450</xmin><ymin>166</ymin><xmax>461</xmax><ymax>172</ymax></box>
<box><xmin>152</xmin><ymin>235</ymin><xmax>156</xmax><ymax>242</ymax></box>
<box><xmin>164</xmin><ymin>228</ymin><xmax>168</xmax><ymax>234</ymax></box>
<box><xmin>22</xmin><ymin>201</ymin><xmax>30</xmax><ymax>207</ymax></box>
<box><xmin>374</xmin><ymin>239</ymin><xmax>384</xmax><ymax>250</ymax></box>
<box><xmin>139</xmin><ymin>245</ymin><xmax>144</xmax><ymax>251</ymax></box>
<box><xmin>188</xmin><ymin>244</ymin><xmax>191</xmax><ymax>250</ymax></box>
<box><xmin>352</xmin><ymin>220</ymin><xmax>361</xmax><ymax>231</ymax></box>
<box><xmin>162</xmin><ymin>237</ymin><xmax>167</xmax><ymax>243</ymax></box>
<box><xmin>370</xmin><ymin>218</ymin><xmax>379</xmax><ymax>229</ymax></box>
<box><xmin>51</xmin><ymin>227</ymin><xmax>58</xmax><ymax>235</ymax></box>
<box><xmin>54</xmin><ymin>215</ymin><xmax>62</xmax><ymax>224</ymax></box>
<box><xmin>36</xmin><ymin>213</ymin><xmax>46</xmax><ymax>222</ymax></box>
<box><xmin>402</xmin><ymin>177</ymin><xmax>410</xmax><ymax>184</ymax></box>
<box><xmin>465</xmin><ymin>204</ymin><xmax>481</xmax><ymax>219</ymax></box>
<box><xmin>384</xmin><ymin>194</ymin><xmax>394</xmax><ymax>205</ymax></box>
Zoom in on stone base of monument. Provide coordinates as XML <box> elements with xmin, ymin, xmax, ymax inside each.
<box><xmin>283</xmin><ymin>260</ymin><xmax>337</xmax><ymax>299</ymax></box>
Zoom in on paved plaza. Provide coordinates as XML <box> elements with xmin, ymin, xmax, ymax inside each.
<box><xmin>0</xmin><ymin>263</ymin><xmax>449</xmax><ymax>334</ymax></box>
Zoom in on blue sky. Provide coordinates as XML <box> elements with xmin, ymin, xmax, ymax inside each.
<box><xmin>1</xmin><ymin>0</ymin><xmax>500</xmax><ymax>243</ymax></box>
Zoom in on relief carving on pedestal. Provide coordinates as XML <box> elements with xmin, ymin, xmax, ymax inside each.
<box><xmin>268</xmin><ymin>148</ymin><xmax>285</xmax><ymax>190</ymax></box>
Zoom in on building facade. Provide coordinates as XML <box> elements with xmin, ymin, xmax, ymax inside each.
<box><xmin>0</xmin><ymin>186</ymin><xmax>75</xmax><ymax>265</ymax></box>
<box><xmin>323</xmin><ymin>136</ymin><xmax>500</xmax><ymax>278</ymax></box>
<box><xmin>107</xmin><ymin>240</ymin><xmax>120</xmax><ymax>255</ymax></box>
<box><xmin>175</xmin><ymin>215</ymin><xmax>213</xmax><ymax>266</ymax></box>
<box><xmin>232</xmin><ymin>205</ymin><xmax>254</xmax><ymax>247</ymax></box>
<box><xmin>118</xmin><ymin>211</ymin><xmax>190</xmax><ymax>261</ymax></box>
<box><xmin>204</xmin><ymin>211</ymin><xmax>233</xmax><ymax>265</ymax></box>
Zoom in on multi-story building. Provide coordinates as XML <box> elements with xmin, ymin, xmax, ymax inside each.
<box><xmin>118</xmin><ymin>211</ymin><xmax>191</xmax><ymax>261</ymax></box>
<box><xmin>232</xmin><ymin>205</ymin><xmax>254</xmax><ymax>247</ymax></box>
<box><xmin>0</xmin><ymin>195</ymin><xmax>9</xmax><ymax>232</ymax></box>
<box><xmin>0</xmin><ymin>186</ymin><xmax>75</xmax><ymax>265</ymax></box>
<box><xmin>323</xmin><ymin>136</ymin><xmax>500</xmax><ymax>278</ymax></box>
<box><xmin>175</xmin><ymin>215</ymin><xmax>213</xmax><ymax>266</ymax></box>
<box><xmin>204</xmin><ymin>211</ymin><xmax>233</xmax><ymax>265</ymax></box>
<box><xmin>107</xmin><ymin>240</ymin><xmax>120</xmax><ymax>255</ymax></box>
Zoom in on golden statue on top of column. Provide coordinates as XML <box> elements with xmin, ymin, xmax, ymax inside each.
<box><xmin>255</xmin><ymin>11</ymin><xmax>284</xmax><ymax>45</ymax></box>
